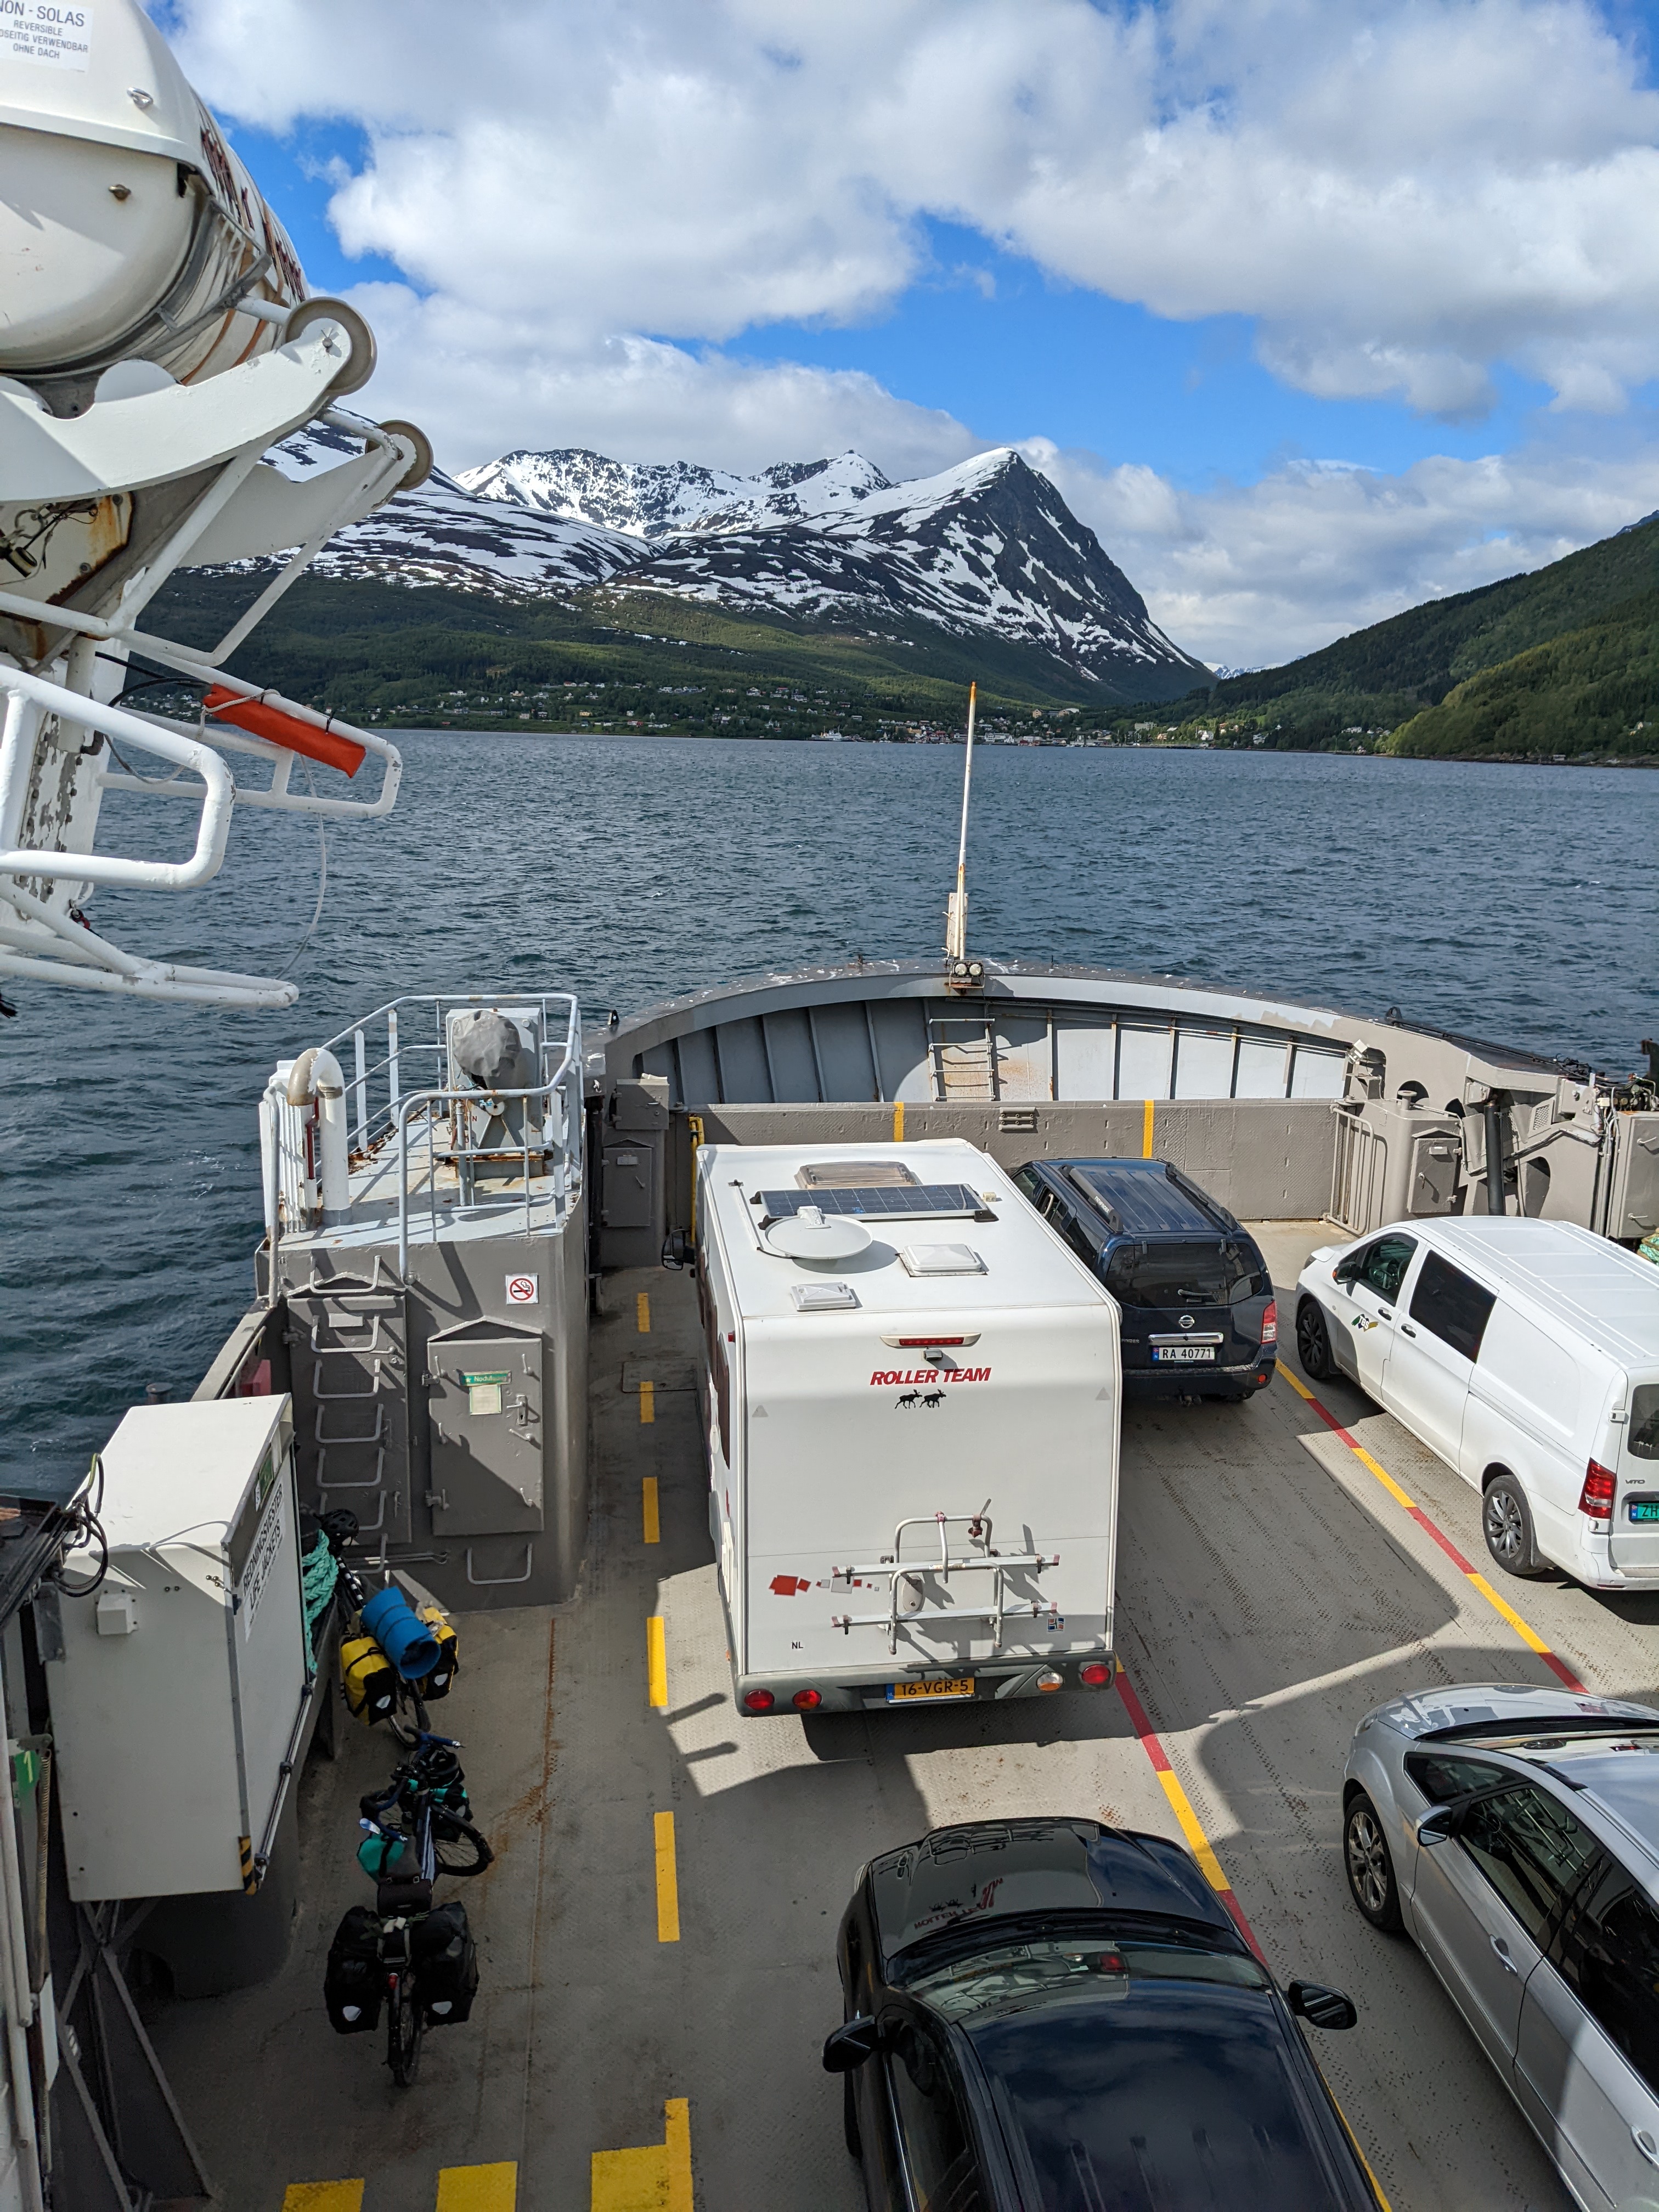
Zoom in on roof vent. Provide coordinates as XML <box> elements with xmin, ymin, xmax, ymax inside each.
<box><xmin>901</xmin><ymin>1244</ymin><xmax>985</xmax><ymax>1277</ymax></box>
<box><xmin>791</xmin><ymin>1281</ymin><xmax>860</xmax><ymax>1312</ymax></box>
<box><xmin>798</xmin><ymin>1160</ymin><xmax>917</xmax><ymax>1189</ymax></box>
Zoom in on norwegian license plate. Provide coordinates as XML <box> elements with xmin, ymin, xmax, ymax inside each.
<box><xmin>1153</xmin><ymin>1345</ymin><xmax>1216</xmax><ymax>1363</ymax></box>
<box><xmin>887</xmin><ymin>1677</ymin><xmax>975</xmax><ymax>1703</ymax></box>
<box><xmin>1629</xmin><ymin>1500</ymin><xmax>1659</xmax><ymax>1522</ymax></box>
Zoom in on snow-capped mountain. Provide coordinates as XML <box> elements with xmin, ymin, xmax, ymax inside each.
<box><xmin>278</xmin><ymin>431</ymin><xmax>1208</xmax><ymax>694</ymax></box>
<box><xmin>457</xmin><ymin>448</ymin><xmax>897</xmax><ymax>540</ymax></box>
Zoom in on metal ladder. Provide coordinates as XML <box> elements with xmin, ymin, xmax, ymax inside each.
<box><xmin>830</xmin><ymin>1507</ymin><xmax>1059</xmax><ymax>1655</ymax></box>
<box><xmin>928</xmin><ymin>1015</ymin><xmax>998</xmax><ymax>1102</ymax></box>
<box><xmin>285</xmin><ymin>1255</ymin><xmax>411</xmax><ymax>1545</ymax></box>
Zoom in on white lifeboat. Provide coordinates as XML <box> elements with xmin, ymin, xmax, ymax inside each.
<box><xmin>0</xmin><ymin>0</ymin><xmax>369</xmax><ymax>416</ymax></box>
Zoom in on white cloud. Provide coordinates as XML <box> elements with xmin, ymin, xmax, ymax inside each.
<box><xmin>1024</xmin><ymin>432</ymin><xmax>1659</xmax><ymax>666</ymax></box>
<box><xmin>151</xmin><ymin>0</ymin><xmax>1659</xmax><ymax>663</ymax></box>
<box><xmin>340</xmin><ymin>287</ymin><xmax>980</xmax><ymax>479</ymax></box>
<box><xmin>165</xmin><ymin>0</ymin><xmax>1659</xmax><ymax>425</ymax></box>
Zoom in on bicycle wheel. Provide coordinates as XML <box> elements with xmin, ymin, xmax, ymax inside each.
<box><xmin>385</xmin><ymin>1972</ymin><xmax>424</xmax><ymax>2086</ymax></box>
<box><xmin>431</xmin><ymin>1813</ymin><xmax>494</xmax><ymax>1877</ymax></box>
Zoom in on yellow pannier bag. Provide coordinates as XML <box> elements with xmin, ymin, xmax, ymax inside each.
<box><xmin>340</xmin><ymin>1633</ymin><xmax>398</xmax><ymax>1724</ymax></box>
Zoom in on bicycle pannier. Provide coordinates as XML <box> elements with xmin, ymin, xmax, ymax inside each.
<box><xmin>324</xmin><ymin>1905</ymin><xmax>383</xmax><ymax>2034</ymax></box>
<box><xmin>417</xmin><ymin>1609</ymin><xmax>460</xmax><ymax>1700</ymax></box>
<box><xmin>414</xmin><ymin>1899</ymin><xmax>478</xmax><ymax>2026</ymax></box>
<box><xmin>341</xmin><ymin>1633</ymin><xmax>397</xmax><ymax>1724</ymax></box>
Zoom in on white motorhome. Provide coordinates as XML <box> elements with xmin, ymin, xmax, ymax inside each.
<box><xmin>1295</xmin><ymin>1218</ymin><xmax>1659</xmax><ymax>1588</ymax></box>
<box><xmin>693</xmin><ymin>1139</ymin><xmax>1122</xmax><ymax>1714</ymax></box>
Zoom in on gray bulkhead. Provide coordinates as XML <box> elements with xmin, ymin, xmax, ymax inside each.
<box><xmin>596</xmin><ymin>958</ymin><xmax>1659</xmax><ymax>1261</ymax></box>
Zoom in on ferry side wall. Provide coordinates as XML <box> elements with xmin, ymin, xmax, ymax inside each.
<box><xmin>675</xmin><ymin>1099</ymin><xmax>1336</xmax><ymax>1223</ymax></box>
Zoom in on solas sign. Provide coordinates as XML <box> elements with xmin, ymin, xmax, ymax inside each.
<box><xmin>871</xmin><ymin>1367</ymin><xmax>991</xmax><ymax>1385</ymax></box>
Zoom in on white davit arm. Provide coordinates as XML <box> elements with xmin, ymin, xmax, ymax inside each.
<box><xmin>0</xmin><ymin>0</ymin><xmax>430</xmax><ymax>1012</ymax></box>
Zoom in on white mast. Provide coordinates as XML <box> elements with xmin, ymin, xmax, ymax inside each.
<box><xmin>945</xmin><ymin>680</ymin><xmax>977</xmax><ymax>967</ymax></box>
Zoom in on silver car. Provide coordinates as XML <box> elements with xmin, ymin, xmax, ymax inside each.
<box><xmin>1344</xmin><ymin>1683</ymin><xmax>1659</xmax><ymax>2211</ymax></box>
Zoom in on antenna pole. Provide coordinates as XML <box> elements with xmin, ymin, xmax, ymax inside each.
<box><xmin>945</xmin><ymin>681</ymin><xmax>976</xmax><ymax>964</ymax></box>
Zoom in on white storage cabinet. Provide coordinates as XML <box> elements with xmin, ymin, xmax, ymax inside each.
<box><xmin>47</xmin><ymin>1397</ymin><xmax>311</xmax><ymax>1901</ymax></box>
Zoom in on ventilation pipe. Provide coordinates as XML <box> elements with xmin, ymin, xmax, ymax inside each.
<box><xmin>1483</xmin><ymin>1092</ymin><xmax>1509</xmax><ymax>1219</ymax></box>
<box><xmin>287</xmin><ymin>1046</ymin><xmax>351</xmax><ymax>1222</ymax></box>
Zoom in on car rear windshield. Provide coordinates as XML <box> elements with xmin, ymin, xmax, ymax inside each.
<box><xmin>1105</xmin><ymin>1238</ymin><xmax>1268</xmax><ymax>1310</ymax></box>
<box><xmin>1630</xmin><ymin>1385</ymin><xmax>1659</xmax><ymax>1462</ymax></box>
<box><xmin>967</xmin><ymin>1974</ymin><xmax>1363</xmax><ymax>2211</ymax></box>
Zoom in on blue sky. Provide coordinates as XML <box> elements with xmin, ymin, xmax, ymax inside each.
<box><xmin>169</xmin><ymin>0</ymin><xmax>1659</xmax><ymax>663</ymax></box>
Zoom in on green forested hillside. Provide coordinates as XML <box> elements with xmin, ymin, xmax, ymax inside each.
<box><xmin>1387</xmin><ymin>590</ymin><xmax>1659</xmax><ymax>759</ymax></box>
<box><xmin>139</xmin><ymin>571</ymin><xmax>1182</xmax><ymax>732</ymax></box>
<box><xmin>1138</xmin><ymin>511</ymin><xmax>1659</xmax><ymax>755</ymax></box>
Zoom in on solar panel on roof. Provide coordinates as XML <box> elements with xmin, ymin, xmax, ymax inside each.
<box><xmin>756</xmin><ymin>1183</ymin><xmax>986</xmax><ymax>1224</ymax></box>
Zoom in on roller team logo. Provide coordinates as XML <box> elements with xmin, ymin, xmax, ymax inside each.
<box><xmin>870</xmin><ymin>1367</ymin><xmax>990</xmax><ymax>1387</ymax></box>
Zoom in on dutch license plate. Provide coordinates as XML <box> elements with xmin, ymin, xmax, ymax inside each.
<box><xmin>887</xmin><ymin>1677</ymin><xmax>975</xmax><ymax>1703</ymax></box>
<box><xmin>1630</xmin><ymin>1501</ymin><xmax>1659</xmax><ymax>1522</ymax></box>
<box><xmin>1153</xmin><ymin>1345</ymin><xmax>1216</xmax><ymax>1363</ymax></box>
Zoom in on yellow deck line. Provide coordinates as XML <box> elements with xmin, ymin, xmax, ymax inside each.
<box><xmin>893</xmin><ymin>1100</ymin><xmax>905</xmax><ymax>1141</ymax></box>
<box><xmin>646</xmin><ymin>1615</ymin><xmax>668</xmax><ymax>1709</ymax></box>
<box><xmin>642</xmin><ymin>1476</ymin><xmax>660</xmax><ymax>1545</ymax></box>
<box><xmin>639</xmin><ymin>1379</ymin><xmax>655</xmax><ymax>1425</ymax></box>
<box><xmin>1142</xmin><ymin>1098</ymin><xmax>1155</xmax><ymax>1157</ymax></box>
<box><xmin>654</xmin><ymin>1810</ymin><xmax>680</xmax><ymax>1942</ymax></box>
<box><xmin>591</xmin><ymin>2097</ymin><xmax>693</xmax><ymax>2211</ymax></box>
<box><xmin>636</xmin><ymin>1291</ymin><xmax>651</xmax><ymax>1333</ymax></box>
<box><xmin>1150</xmin><ymin>1770</ymin><xmax>1232</xmax><ymax>1896</ymax></box>
<box><xmin>281</xmin><ymin>2188</ymin><xmax>362</xmax><ymax>2212</ymax></box>
<box><xmin>1277</xmin><ymin>1359</ymin><xmax>1582</xmax><ymax>1692</ymax></box>
<box><xmin>436</xmin><ymin>2164</ymin><xmax>517</xmax><ymax>2211</ymax></box>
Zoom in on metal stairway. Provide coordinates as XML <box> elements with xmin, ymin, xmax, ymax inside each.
<box><xmin>929</xmin><ymin>1015</ymin><xmax>999</xmax><ymax>1102</ymax></box>
<box><xmin>284</xmin><ymin>1256</ymin><xmax>411</xmax><ymax>1545</ymax></box>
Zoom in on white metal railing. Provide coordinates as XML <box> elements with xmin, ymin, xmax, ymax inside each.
<box><xmin>306</xmin><ymin>993</ymin><xmax>585</xmax><ymax>1274</ymax></box>
<box><xmin>0</xmin><ymin>663</ymin><xmax>401</xmax><ymax>1007</ymax></box>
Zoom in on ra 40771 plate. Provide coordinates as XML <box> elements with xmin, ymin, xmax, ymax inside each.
<box><xmin>1152</xmin><ymin>1345</ymin><xmax>1216</xmax><ymax>1363</ymax></box>
<box><xmin>887</xmin><ymin>1677</ymin><xmax>975</xmax><ymax>1703</ymax></box>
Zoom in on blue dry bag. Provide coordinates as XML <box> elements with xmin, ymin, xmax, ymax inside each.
<box><xmin>360</xmin><ymin>1586</ymin><xmax>442</xmax><ymax>1681</ymax></box>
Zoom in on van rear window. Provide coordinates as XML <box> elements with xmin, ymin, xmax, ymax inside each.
<box><xmin>1631</xmin><ymin>1387</ymin><xmax>1659</xmax><ymax>1462</ymax></box>
<box><xmin>1105</xmin><ymin>1239</ymin><xmax>1265</xmax><ymax>1310</ymax></box>
<box><xmin>1408</xmin><ymin>1252</ymin><xmax>1497</xmax><ymax>1362</ymax></box>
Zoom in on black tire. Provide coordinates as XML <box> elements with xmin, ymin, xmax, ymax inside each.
<box><xmin>843</xmin><ymin>2074</ymin><xmax>862</xmax><ymax>2159</ymax></box>
<box><xmin>1483</xmin><ymin>1474</ymin><xmax>1544</xmax><ymax>1578</ymax></box>
<box><xmin>1296</xmin><ymin>1299</ymin><xmax>1334</xmax><ymax>1382</ymax></box>
<box><xmin>1343</xmin><ymin>1791</ymin><xmax>1403</xmax><ymax>1932</ymax></box>
<box><xmin>431</xmin><ymin>1815</ymin><xmax>493</xmax><ymax>1878</ymax></box>
<box><xmin>386</xmin><ymin>1976</ymin><xmax>423</xmax><ymax>2086</ymax></box>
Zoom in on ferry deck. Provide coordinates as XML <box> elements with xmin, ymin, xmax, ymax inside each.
<box><xmin>148</xmin><ymin>1220</ymin><xmax>1658</xmax><ymax>2212</ymax></box>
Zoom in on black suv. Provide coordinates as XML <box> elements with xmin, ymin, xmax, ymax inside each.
<box><xmin>1012</xmin><ymin>1158</ymin><xmax>1277</xmax><ymax>1400</ymax></box>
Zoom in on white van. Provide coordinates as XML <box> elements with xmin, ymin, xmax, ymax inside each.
<box><xmin>1295</xmin><ymin>1218</ymin><xmax>1659</xmax><ymax>1587</ymax></box>
<box><xmin>693</xmin><ymin>1138</ymin><xmax>1122</xmax><ymax>1715</ymax></box>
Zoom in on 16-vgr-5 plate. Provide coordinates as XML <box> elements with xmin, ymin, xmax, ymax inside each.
<box><xmin>887</xmin><ymin>1678</ymin><xmax>975</xmax><ymax>1703</ymax></box>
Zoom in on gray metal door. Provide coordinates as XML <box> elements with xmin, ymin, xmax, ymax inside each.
<box><xmin>426</xmin><ymin>1330</ymin><xmax>544</xmax><ymax>1537</ymax></box>
<box><xmin>602</xmin><ymin>1145</ymin><xmax>654</xmax><ymax>1229</ymax></box>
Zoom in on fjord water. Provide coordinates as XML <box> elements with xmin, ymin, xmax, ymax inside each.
<box><xmin>2</xmin><ymin>734</ymin><xmax>1655</xmax><ymax>1491</ymax></box>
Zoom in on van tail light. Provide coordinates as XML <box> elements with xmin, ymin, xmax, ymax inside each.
<box><xmin>1079</xmin><ymin>1661</ymin><xmax>1112</xmax><ymax>1688</ymax></box>
<box><xmin>1579</xmin><ymin>1462</ymin><xmax>1617</xmax><ymax>1518</ymax></box>
<box><xmin>1261</xmin><ymin>1300</ymin><xmax>1278</xmax><ymax>1346</ymax></box>
<box><xmin>742</xmin><ymin>1689</ymin><xmax>776</xmax><ymax>1713</ymax></box>
<box><xmin>792</xmin><ymin>1689</ymin><xmax>822</xmax><ymax>1711</ymax></box>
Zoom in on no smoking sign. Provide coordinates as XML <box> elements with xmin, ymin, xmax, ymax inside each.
<box><xmin>506</xmin><ymin>1273</ymin><xmax>540</xmax><ymax>1306</ymax></box>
